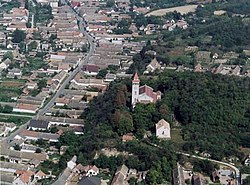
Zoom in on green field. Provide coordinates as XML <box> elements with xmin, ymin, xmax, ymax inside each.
<box><xmin>0</xmin><ymin>115</ymin><xmax>30</xmax><ymax>126</ymax></box>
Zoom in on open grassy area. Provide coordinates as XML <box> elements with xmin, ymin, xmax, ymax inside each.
<box><xmin>0</xmin><ymin>0</ymin><xmax>20</xmax><ymax>13</ymax></box>
<box><xmin>240</xmin><ymin>147</ymin><xmax>250</xmax><ymax>155</ymax></box>
<box><xmin>1</xmin><ymin>79</ymin><xmax>25</xmax><ymax>88</ymax></box>
<box><xmin>0</xmin><ymin>79</ymin><xmax>25</xmax><ymax>102</ymax></box>
<box><xmin>0</xmin><ymin>115</ymin><xmax>30</xmax><ymax>126</ymax></box>
<box><xmin>146</xmin><ymin>5</ymin><xmax>198</xmax><ymax>16</ymax></box>
<box><xmin>171</xmin><ymin>128</ymin><xmax>185</xmax><ymax>150</ymax></box>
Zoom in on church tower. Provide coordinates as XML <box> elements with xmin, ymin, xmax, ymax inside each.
<box><xmin>132</xmin><ymin>72</ymin><xmax>140</xmax><ymax>107</ymax></box>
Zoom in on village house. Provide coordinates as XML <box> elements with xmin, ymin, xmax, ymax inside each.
<box><xmin>244</xmin><ymin>155</ymin><xmax>250</xmax><ymax>166</ymax></box>
<box><xmin>34</xmin><ymin>170</ymin><xmax>47</xmax><ymax>180</ymax></box>
<box><xmin>1</xmin><ymin>149</ymin><xmax>48</xmax><ymax>165</ymax></box>
<box><xmin>131</xmin><ymin>72</ymin><xmax>161</xmax><ymax>107</ymax></box>
<box><xmin>214</xmin><ymin>64</ymin><xmax>241</xmax><ymax>76</ymax></box>
<box><xmin>0</xmin><ymin>58</ymin><xmax>11</xmax><ymax>71</ymax></box>
<box><xmin>0</xmin><ymin>122</ymin><xmax>16</xmax><ymax>137</ymax></box>
<box><xmin>67</xmin><ymin>155</ymin><xmax>77</xmax><ymax>170</ymax></box>
<box><xmin>155</xmin><ymin>119</ymin><xmax>171</xmax><ymax>139</ymax></box>
<box><xmin>104</xmin><ymin>72</ymin><xmax>117</xmax><ymax>82</ymax></box>
<box><xmin>82</xmin><ymin>64</ymin><xmax>100</xmax><ymax>76</ymax></box>
<box><xmin>28</xmin><ymin>119</ymin><xmax>50</xmax><ymax>131</ymax></box>
<box><xmin>122</xmin><ymin>133</ymin><xmax>135</xmax><ymax>142</ymax></box>
<box><xmin>13</xmin><ymin>170</ymin><xmax>35</xmax><ymax>185</ymax></box>
<box><xmin>83</xmin><ymin>165</ymin><xmax>99</xmax><ymax>176</ymax></box>
<box><xmin>38</xmin><ymin>115</ymin><xmax>84</xmax><ymax>127</ymax></box>
<box><xmin>20</xmin><ymin>145</ymin><xmax>39</xmax><ymax>153</ymax></box>
<box><xmin>77</xmin><ymin>176</ymin><xmax>101</xmax><ymax>185</ymax></box>
<box><xmin>70</xmin><ymin>72</ymin><xmax>108</xmax><ymax>91</ymax></box>
<box><xmin>111</xmin><ymin>164</ymin><xmax>129</xmax><ymax>185</ymax></box>
<box><xmin>15</xmin><ymin>129</ymin><xmax>59</xmax><ymax>142</ymax></box>
<box><xmin>13</xmin><ymin>103</ymin><xmax>40</xmax><ymax>114</ymax></box>
<box><xmin>55</xmin><ymin>96</ymin><xmax>70</xmax><ymax>107</ymax></box>
<box><xmin>173</xmin><ymin>163</ymin><xmax>185</xmax><ymax>185</ymax></box>
<box><xmin>7</xmin><ymin>68</ymin><xmax>22</xmax><ymax>78</ymax></box>
<box><xmin>192</xmin><ymin>173</ymin><xmax>208</xmax><ymax>185</ymax></box>
<box><xmin>144</xmin><ymin>58</ymin><xmax>161</xmax><ymax>74</ymax></box>
<box><xmin>26</xmin><ymin>81</ymin><xmax>38</xmax><ymax>90</ymax></box>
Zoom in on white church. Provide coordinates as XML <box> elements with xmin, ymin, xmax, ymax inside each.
<box><xmin>131</xmin><ymin>72</ymin><xmax>161</xmax><ymax>107</ymax></box>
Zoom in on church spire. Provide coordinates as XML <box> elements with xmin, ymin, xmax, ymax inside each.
<box><xmin>133</xmin><ymin>72</ymin><xmax>140</xmax><ymax>83</ymax></box>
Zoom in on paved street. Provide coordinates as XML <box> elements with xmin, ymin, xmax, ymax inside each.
<box><xmin>1</xmin><ymin>0</ymin><xmax>95</xmax><ymax>145</ymax></box>
<box><xmin>178</xmin><ymin>152</ymin><xmax>241</xmax><ymax>185</ymax></box>
<box><xmin>147</xmin><ymin>141</ymin><xmax>241</xmax><ymax>185</ymax></box>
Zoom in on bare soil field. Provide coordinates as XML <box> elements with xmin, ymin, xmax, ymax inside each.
<box><xmin>146</xmin><ymin>5</ymin><xmax>198</xmax><ymax>16</ymax></box>
<box><xmin>1</xmin><ymin>81</ymin><xmax>24</xmax><ymax>87</ymax></box>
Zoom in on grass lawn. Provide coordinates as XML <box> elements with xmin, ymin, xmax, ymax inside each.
<box><xmin>97</xmin><ymin>173</ymin><xmax>112</xmax><ymax>181</ymax></box>
<box><xmin>0</xmin><ymin>115</ymin><xmax>30</xmax><ymax>126</ymax></box>
<box><xmin>1</xmin><ymin>79</ymin><xmax>26</xmax><ymax>87</ymax></box>
<box><xmin>171</xmin><ymin>128</ymin><xmax>186</xmax><ymax>150</ymax></box>
<box><xmin>23</xmin><ymin>57</ymin><xmax>48</xmax><ymax>75</ymax></box>
<box><xmin>240</xmin><ymin>147</ymin><xmax>250</xmax><ymax>155</ymax></box>
<box><xmin>0</xmin><ymin>79</ymin><xmax>25</xmax><ymax>102</ymax></box>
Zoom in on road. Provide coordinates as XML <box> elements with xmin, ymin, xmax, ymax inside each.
<box><xmin>146</xmin><ymin>141</ymin><xmax>241</xmax><ymax>185</ymax></box>
<box><xmin>1</xmin><ymin>1</ymin><xmax>95</xmax><ymax>144</ymax></box>
<box><xmin>178</xmin><ymin>152</ymin><xmax>241</xmax><ymax>185</ymax></box>
<box><xmin>50</xmin><ymin>1</ymin><xmax>95</xmax><ymax>185</ymax></box>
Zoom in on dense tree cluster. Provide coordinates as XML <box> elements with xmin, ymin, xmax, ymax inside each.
<box><xmin>85</xmin><ymin>70</ymin><xmax>250</xmax><ymax>160</ymax></box>
<box><xmin>12</xmin><ymin>30</ymin><xmax>26</xmax><ymax>43</ymax></box>
<box><xmin>151</xmin><ymin>71</ymin><xmax>250</xmax><ymax>159</ymax></box>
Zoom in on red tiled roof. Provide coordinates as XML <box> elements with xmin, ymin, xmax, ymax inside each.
<box><xmin>139</xmin><ymin>85</ymin><xmax>161</xmax><ymax>103</ymax></box>
<box><xmin>19</xmin><ymin>129</ymin><xmax>39</xmax><ymax>137</ymax></box>
<box><xmin>19</xmin><ymin>171</ymin><xmax>35</xmax><ymax>183</ymax></box>
<box><xmin>82</xmin><ymin>64</ymin><xmax>100</xmax><ymax>73</ymax></box>
<box><xmin>132</xmin><ymin>72</ymin><xmax>140</xmax><ymax>82</ymax></box>
<box><xmin>71</xmin><ymin>1</ymin><xmax>80</xmax><ymax>7</ymax></box>
<box><xmin>36</xmin><ymin>170</ymin><xmax>46</xmax><ymax>177</ymax></box>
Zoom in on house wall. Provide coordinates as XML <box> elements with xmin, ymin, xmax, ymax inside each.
<box><xmin>87</xmin><ymin>169</ymin><xmax>98</xmax><ymax>176</ymax></box>
<box><xmin>21</xmin><ymin>148</ymin><xmax>36</xmax><ymax>153</ymax></box>
<box><xmin>138</xmin><ymin>94</ymin><xmax>153</xmax><ymax>103</ymax></box>
<box><xmin>156</xmin><ymin>126</ymin><xmax>170</xmax><ymax>139</ymax></box>
<box><xmin>13</xmin><ymin>178</ymin><xmax>26</xmax><ymax>185</ymax></box>
<box><xmin>13</xmin><ymin>108</ymin><xmax>37</xmax><ymax>114</ymax></box>
<box><xmin>131</xmin><ymin>81</ymin><xmax>139</xmax><ymax>106</ymax></box>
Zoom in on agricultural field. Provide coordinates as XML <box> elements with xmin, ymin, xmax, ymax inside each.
<box><xmin>0</xmin><ymin>79</ymin><xmax>25</xmax><ymax>102</ymax></box>
<box><xmin>0</xmin><ymin>115</ymin><xmax>30</xmax><ymax>126</ymax></box>
<box><xmin>146</xmin><ymin>5</ymin><xmax>198</xmax><ymax>16</ymax></box>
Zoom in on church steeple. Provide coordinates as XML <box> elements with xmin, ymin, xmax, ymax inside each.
<box><xmin>132</xmin><ymin>72</ymin><xmax>140</xmax><ymax>107</ymax></box>
<box><xmin>133</xmin><ymin>72</ymin><xmax>140</xmax><ymax>83</ymax></box>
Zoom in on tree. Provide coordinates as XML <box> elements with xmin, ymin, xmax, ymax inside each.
<box><xmin>243</xmin><ymin>176</ymin><xmax>250</xmax><ymax>185</ymax></box>
<box><xmin>14</xmin><ymin>144</ymin><xmax>21</xmax><ymax>151</ymax></box>
<box><xmin>28</xmin><ymin>41</ymin><xmax>38</xmax><ymax>51</ymax></box>
<box><xmin>38</xmin><ymin>79</ymin><xmax>47</xmax><ymax>90</ymax></box>
<box><xmin>96</xmin><ymin>69</ymin><xmax>108</xmax><ymax>79</ymax></box>
<box><xmin>117</xmin><ymin>112</ymin><xmax>133</xmax><ymax>135</ymax></box>
<box><xmin>133</xmin><ymin>103</ymin><xmax>157</xmax><ymax>131</ymax></box>
<box><xmin>35</xmin><ymin>148</ymin><xmax>42</xmax><ymax>153</ymax></box>
<box><xmin>106</xmin><ymin>0</ymin><xmax>115</xmax><ymax>7</ymax></box>
<box><xmin>50</xmin><ymin>127</ymin><xmax>58</xmax><ymax>133</ymax></box>
<box><xmin>146</xmin><ymin>169</ymin><xmax>163</xmax><ymax>184</ymax></box>
<box><xmin>77</xmin><ymin>152</ymin><xmax>87</xmax><ymax>165</ymax></box>
<box><xmin>3</xmin><ymin>51</ymin><xmax>13</xmax><ymax>60</ymax></box>
<box><xmin>12</xmin><ymin>30</ymin><xmax>26</xmax><ymax>43</ymax></box>
<box><xmin>2</xmin><ymin>105</ymin><xmax>13</xmax><ymax>113</ymax></box>
<box><xmin>128</xmin><ymin>177</ymin><xmax>137</xmax><ymax>185</ymax></box>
